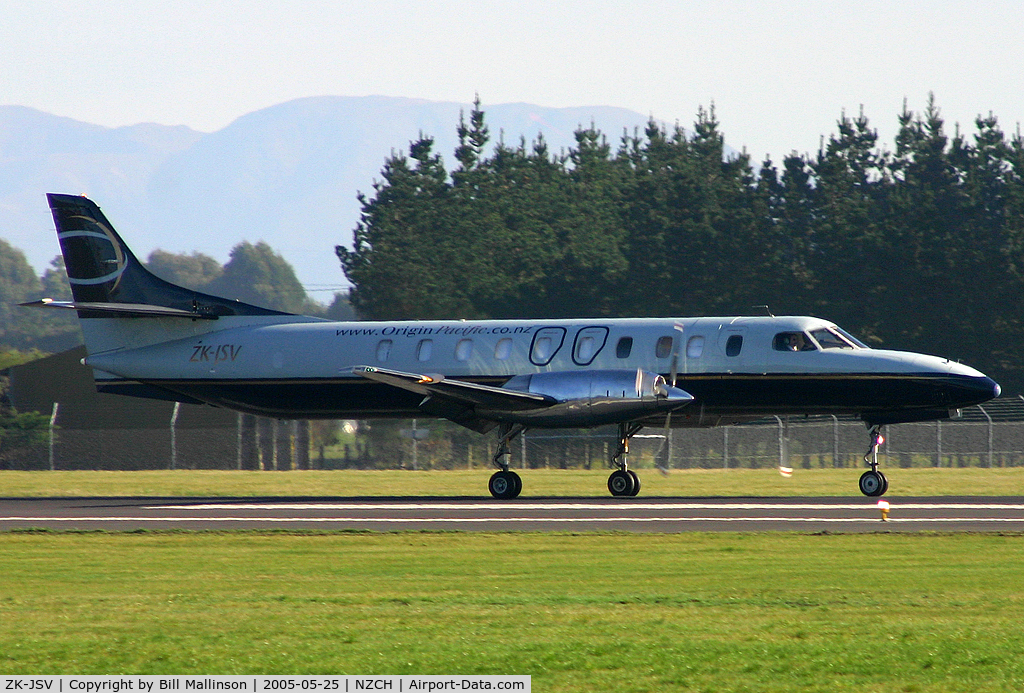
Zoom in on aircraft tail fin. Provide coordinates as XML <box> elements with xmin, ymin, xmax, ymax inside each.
<box><xmin>45</xmin><ymin>193</ymin><xmax>289</xmax><ymax>319</ymax></box>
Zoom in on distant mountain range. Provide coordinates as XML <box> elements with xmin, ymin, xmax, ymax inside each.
<box><xmin>0</xmin><ymin>96</ymin><xmax>663</xmax><ymax>297</ymax></box>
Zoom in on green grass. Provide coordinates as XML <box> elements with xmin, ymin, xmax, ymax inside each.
<box><xmin>1</xmin><ymin>467</ymin><xmax>1023</xmax><ymax>497</ymax></box>
<box><xmin>0</xmin><ymin>531</ymin><xmax>1023</xmax><ymax>691</ymax></box>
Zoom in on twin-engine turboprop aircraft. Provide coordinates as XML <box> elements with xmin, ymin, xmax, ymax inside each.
<box><xmin>26</xmin><ymin>194</ymin><xmax>1001</xmax><ymax>498</ymax></box>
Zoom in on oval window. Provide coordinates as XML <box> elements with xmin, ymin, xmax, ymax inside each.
<box><xmin>494</xmin><ymin>338</ymin><xmax>513</xmax><ymax>360</ymax></box>
<box><xmin>455</xmin><ymin>339</ymin><xmax>473</xmax><ymax>362</ymax></box>
<box><xmin>416</xmin><ymin>339</ymin><xmax>433</xmax><ymax>361</ymax></box>
<box><xmin>534</xmin><ymin>338</ymin><xmax>551</xmax><ymax>360</ymax></box>
<box><xmin>616</xmin><ymin>337</ymin><xmax>633</xmax><ymax>359</ymax></box>
<box><xmin>726</xmin><ymin>335</ymin><xmax>743</xmax><ymax>357</ymax></box>
<box><xmin>687</xmin><ymin>335</ymin><xmax>705</xmax><ymax>358</ymax></box>
<box><xmin>655</xmin><ymin>336</ymin><xmax>674</xmax><ymax>359</ymax></box>
<box><xmin>375</xmin><ymin>339</ymin><xmax>393</xmax><ymax>362</ymax></box>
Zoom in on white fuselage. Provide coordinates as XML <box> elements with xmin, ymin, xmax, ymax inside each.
<box><xmin>82</xmin><ymin>314</ymin><xmax>998</xmax><ymax>425</ymax></box>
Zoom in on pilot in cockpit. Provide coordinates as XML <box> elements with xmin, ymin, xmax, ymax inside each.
<box><xmin>776</xmin><ymin>332</ymin><xmax>815</xmax><ymax>352</ymax></box>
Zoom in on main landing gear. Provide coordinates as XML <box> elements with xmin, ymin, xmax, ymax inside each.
<box><xmin>858</xmin><ymin>425</ymin><xmax>889</xmax><ymax>497</ymax></box>
<box><xmin>488</xmin><ymin>423</ymin><xmax>524</xmax><ymax>499</ymax></box>
<box><xmin>608</xmin><ymin>422</ymin><xmax>643</xmax><ymax>497</ymax></box>
<box><xmin>485</xmin><ymin>422</ymin><xmax>646</xmax><ymax>499</ymax></box>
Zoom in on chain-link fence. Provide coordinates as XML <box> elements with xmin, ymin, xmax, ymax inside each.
<box><xmin>7</xmin><ymin>402</ymin><xmax>1024</xmax><ymax>471</ymax></box>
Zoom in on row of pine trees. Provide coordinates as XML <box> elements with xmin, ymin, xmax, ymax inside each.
<box><xmin>339</xmin><ymin>97</ymin><xmax>1024</xmax><ymax>393</ymax></box>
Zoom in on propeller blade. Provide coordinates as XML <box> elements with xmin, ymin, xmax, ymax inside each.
<box><xmin>657</xmin><ymin>325</ymin><xmax>684</xmax><ymax>474</ymax></box>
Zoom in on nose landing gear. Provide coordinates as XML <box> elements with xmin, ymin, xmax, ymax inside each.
<box><xmin>858</xmin><ymin>425</ymin><xmax>888</xmax><ymax>497</ymax></box>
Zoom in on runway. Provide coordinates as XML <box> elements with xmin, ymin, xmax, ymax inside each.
<box><xmin>2</xmin><ymin>496</ymin><xmax>1024</xmax><ymax>532</ymax></box>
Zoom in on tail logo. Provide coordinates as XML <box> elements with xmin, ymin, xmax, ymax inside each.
<box><xmin>59</xmin><ymin>215</ymin><xmax>128</xmax><ymax>288</ymax></box>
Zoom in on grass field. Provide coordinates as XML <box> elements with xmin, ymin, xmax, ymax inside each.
<box><xmin>1</xmin><ymin>466</ymin><xmax>1024</xmax><ymax>497</ymax></box>
<box><xmin>2</xmin><ymin>470</ymin><xmax>1022</xmax><ymax>690</ymax></box>
<box><xmin>1</xmin><ymin>531</ymin><xmax>1023</xmax><ymax>691</ymax></box>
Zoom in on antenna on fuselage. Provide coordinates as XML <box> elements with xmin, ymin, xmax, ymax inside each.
<box><xmin>753</xmin><ymin>305</ymin><xmax>775</xmax><ymax>317</ymax></box>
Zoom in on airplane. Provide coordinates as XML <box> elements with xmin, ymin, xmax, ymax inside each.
<box><xmin>24</xmin><ymin>193</ymin><xmax>1001</xmax><ymax>499</ymax></box>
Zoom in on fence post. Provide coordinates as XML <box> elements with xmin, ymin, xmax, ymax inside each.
<box><xmin>775</xmin><ymin>416</ymin><xmax>789</xmax><ymax>469</ymax></box>
<box><xmin>935</xmin><ymin>420</ymin><xmax>943</xmax><ymax>467</ymax></box>
<box><xmin>48</xmin><ymin>402</ymin><xmax>59</xmax><ymax>471</ymax></box>
<box><xmin>169</xmin><ymin>401</ymin><xmax>180</xmax><ymax>470</ymax></box>
<box><xmin>723</xmin><ymin>426</ymin><xmax>729</xmax><ymax>469</ymax></box>
<box><xmin>295</xmin><ymin>421</ymin><xmax>310</xmax><ymax>470</ymax></box>
<box><xmin>977</xmin><ymin>405</ymin><xmax>993</xmax><ymax>467</ymax></box>
<box><xmin>831</xmin><ymin>416</ymin><xmax>840</xmax><ymax>467</ymax></box>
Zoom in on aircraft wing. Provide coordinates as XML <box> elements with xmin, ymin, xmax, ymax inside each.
<box><xmin>351</xmin><ymin>365</ymin><xmax>553</xmax><ymax>412</ymax></box>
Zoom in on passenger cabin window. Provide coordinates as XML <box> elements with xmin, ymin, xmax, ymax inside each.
<box><xmin>494</xmin><ymin>338</ymin><xmax>513</xmax><ymax>360</ymax></box>
<box><xmin>533</xmin><ymin>337</ymin><xmax>553</xmax><ymax>362</ymax></box>
<box><xmin>576</xmin><ymin>337</ymin><xmax>596</xmax><ymax>363</ymax></box>
<box><xmin>455</xmin><ymin>339</ymin><xmax>473</xmax><ymax>362</ymax></box>
<box><xmin>572</xmin><ymin>327</ymin><xmax>609</xmax><ymax>366</ymax></box>
<box><xmin>686</xmin><ymin>335</ymin><xmax>705</xmax><ymax>358</ymax></box>
<box><xmin>615</xmin><ymin>337</ymin><xmax>633</xmax><ymax>359</ymax></box>
<box><xmin>375</xmin><ymin>339</ymin><xmax>393</xmax><ymax>362</ymax></box>
<box><xmin>529</xmin><ymin>327</ymin><xmax>566</xmax><ymax>366</ymax></box>
<box><xmin>416</xmin><ymin>339</ymin><xmax>433</xmax><ymax>361</ymax></box>
<box><xmin>773</xmin><ymin>332</ymin><xmax>815</xmax><ymax>352</ymax></box>
<box><xmin>725</xmin><ymin>335</ymin><xmax>743</xmax><ymax>357</ymax></box>
<box><xmin>655</xmin><ymin>336</ymin><xmax>674</xmax><ymax>359</ymax></box>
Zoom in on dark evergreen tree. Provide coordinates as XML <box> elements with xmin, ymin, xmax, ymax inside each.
<box><xmin>807</xmin><ymin>107</ymin><xmax>890</xmax><ymax>341</ymax></box>
<box><xmin>146</xmin><ymin>249</ymin><xmax>223</xmax><ymax>291</ymax></box>
<box><xmin>208</xmin><ymin>241</ymin><xmax>316</xmax><ymax>314</ymax></box>
<box><xmin>337</xmin><ymin>96</ymin><xmax>1024</xmax><ymax>392</ymax></box>
<box><xmin>339</xmin><ymin>136</ymin><xmax>470</xmax><ymax>319</ymax></box>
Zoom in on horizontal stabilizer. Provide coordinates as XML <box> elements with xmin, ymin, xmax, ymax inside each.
<box><xmin>20</xmin><ymin>298</ymin><xmax>219</xmax><ymax>320</ymax></box>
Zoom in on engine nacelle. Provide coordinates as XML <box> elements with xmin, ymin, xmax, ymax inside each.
<box><xmin>491</xmin><ymin>369</ymin><xmax>693</xmax><ymax>428</ymax></box>
<box><xmin>504</xmin><ymin>369</ymin><xmax>666</xmax><ymax>402</ymax></box>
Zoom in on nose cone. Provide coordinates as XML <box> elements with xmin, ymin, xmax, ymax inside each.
<box><xmin>663</xmin><ymin>385</ymin><xmax>694</xmax><ymax>407</ymax></box>
<box><xmin>940</xmin><ymin>360</ymin><xmax>1001</xmax><ymax>407</ymax></box>
<box><xmin>953</xmin><ymin>374</ymin><xmax>1001</xmax><ymax>408</ymax></box>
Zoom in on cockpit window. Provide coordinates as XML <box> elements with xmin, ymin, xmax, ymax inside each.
<box><xmin>834</xmin><ymin>326</ymin><xmax>868</xmax><ymax>348</ymax></box>
<box><xmin>810</xmin><ymin>327</ymin><xmax>862</xmax><ymax>350</ymax></box>
<box><xmin>773</xmin><ymin>332</ymin><xmax>815</xmax><ymax>352</ymax></box>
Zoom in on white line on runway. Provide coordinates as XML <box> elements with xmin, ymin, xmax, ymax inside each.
<box><xmin>148</xmin><ymin>502</ymin><xmax>1024</xmax><ymax>511</ymax></box>
<box><xmin>4</xmin><ymin>516</ymin><xmax>1024</xmax><ymax>524</ymax></box>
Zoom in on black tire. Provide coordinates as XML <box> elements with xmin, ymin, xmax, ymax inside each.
<box><xmin>608</xmin><ymin>469</ymin><xmax>636</xmax><ymax>497</ymax></box>
<box><xmin>627</xmin><ymin>470</ymin><xmax>641</xmax><ymax>496</ymax></box>
<box><xmin>489</xmin><ymin>471</ymin><xmax>517</xmax><ymax>499</ymax></box>
<box><xmin>508</xmin><ymin>471</ymin><xmax>523</xmax><ymax>498</ymax></box>
<box><xmin>878</xmin><ymin>471</ymin><xmax>888</xmax><ymax>496</ymax></box>
<box><xmin>858</xmin><ymin>470</ymin><xmax>885</xmax><ymax>497</ymax></box>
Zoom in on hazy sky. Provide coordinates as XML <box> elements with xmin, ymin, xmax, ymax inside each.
<box><xmin>4</xmin><ymin>0</ymin><xmax>1022</xmax><ymax>165</ymax></box>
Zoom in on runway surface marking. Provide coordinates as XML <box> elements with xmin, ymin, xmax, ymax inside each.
<box><xmin>4</xmin><ymin>499</ymin><xmax>1023</xmax><ymax>530</ymax></box>
<box><xmin>150</xmin><ymin>502</ymin><xmax>1024</xmax><ymax>511</ymax></box>
<box><xmin>3</xmin><ymin>516</ymin><xmax>1024</xmax><ymax>524</ymax></box>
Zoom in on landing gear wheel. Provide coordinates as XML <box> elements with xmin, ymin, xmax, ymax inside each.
<box><xmin>627</xmin><ymin>470</ymin><xmax>641</xmax><ymax>497</ymax></box>
<box><xmin>859</xmin><ymin>470</ymin><xmax>886</xmax><ymax>497</ymax></box>
<box><xmin>608</xmin><ymin>469</ymin><xmax>636</xmax><ymax>497</ymax></box>
<box><xmin>509</xmin><ymin>471</ymin><xmax>523</xmax><ymax>498</ymax></box>
<box><xmin>489</xmin><ymin>471</ymin><xmax>522</xmax><ymax>499</ymax></box>
<box><xmin>878</xmin><ymin>471</ymin><xmax>888</xmax><ymax>496</ymax></box>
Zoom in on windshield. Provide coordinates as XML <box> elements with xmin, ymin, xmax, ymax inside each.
<box><xmin>810</xmin><ymin>327</ymin><xmax>863</xmax><ymax>350</ymax></box>
<box><xmin>833</xmin><ymin>326</ymin><xmax>868</xmax><ymax>348</ymax></box>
